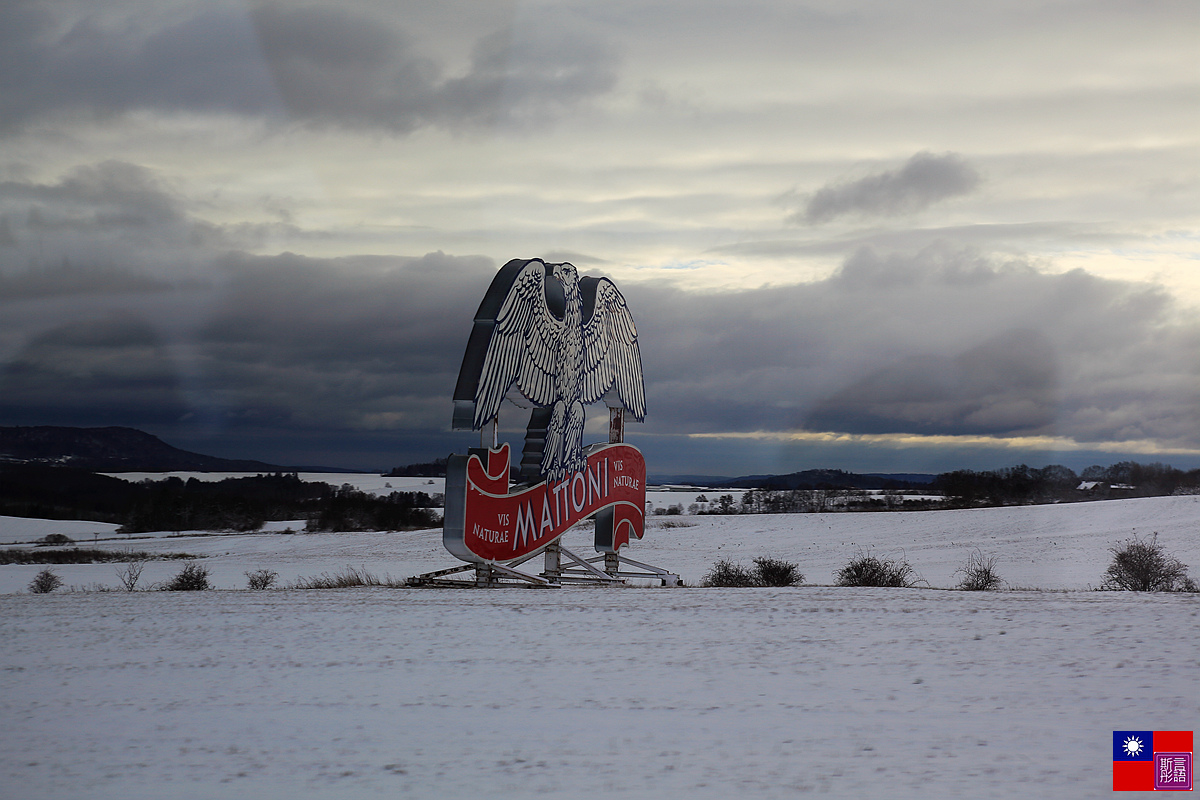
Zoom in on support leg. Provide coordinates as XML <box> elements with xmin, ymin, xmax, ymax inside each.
<box><xmin>609</xmin><ymin>407</ymin><xmax>624</xmax><ymax>444</ymax></box>
<box><xmin>481</xmin><ymin>415</ymin><xmax>499</xmax><ymax>449</ymax></box>
<box><xmin>543</xmin><ymin>542</ymin><xmax>562</xmax><ymax>583</ymax></box>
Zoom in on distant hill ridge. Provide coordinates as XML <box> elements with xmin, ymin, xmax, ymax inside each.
<box><xmin>0</xmin><ymin>426</ymin><xmax>354</xmax><ymax>473</ymax></box>
<box><xmin>728</xmin><ymin>469</ymin><xmax>935</xmax><ymax>490</ymax></box>
<box><xmin>1</xmin><ymin>425</ymin><xmax>932</xmax><ymax>484</ymax></box>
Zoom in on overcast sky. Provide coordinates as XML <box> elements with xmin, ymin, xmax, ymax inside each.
<box><xmin>1</xmin><ymin>0</ymin><xmax>1198</xmax><ymax>476</ymax></box>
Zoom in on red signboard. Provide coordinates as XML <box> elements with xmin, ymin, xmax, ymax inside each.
<box><xmin>443</xmin><ymin>441</ymin><xmax>646</xmax><ymax>563</ymax></box>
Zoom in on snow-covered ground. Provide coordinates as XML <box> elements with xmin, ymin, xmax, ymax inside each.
<box><xmin>5</xmin><ymin>494</ymin><xmax>1199</xmax><ymax>592</ymax></box>
<box><xmin>2</xmin><ymin>495</ymin><xmax>1198</xmax><ymax>798</ymax></box>
<box><xmin>0</xmin><ymin>515</ymin><xmax>121</xmax><ymax>545</ymax></box>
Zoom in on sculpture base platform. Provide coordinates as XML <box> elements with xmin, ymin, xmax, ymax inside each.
<box><xmin>406</xmin><ymin>542</ymin><xmax>680</xmax><ymax>588</ymax></box>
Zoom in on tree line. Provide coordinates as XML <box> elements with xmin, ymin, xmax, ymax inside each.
<box><xmin>0</xmin><ymin>464</ymin><xmax>439</xmax><ymax>532</ymax></box>
<box><xmin>933</xmin><ymin>461</ymin><xmax>1200</xmax><ymax>507</ymax></box>
<box><xmin>685</xmin><ymin>460</ymin><xmax>1200</xmax><ymax>515</ymax></box>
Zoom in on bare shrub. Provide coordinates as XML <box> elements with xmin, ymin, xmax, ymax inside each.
<box><xmin>163</xmin><ymin>561</ymin><xmax>210</xmax><ymax>591</ymax></box>
<box><xmin>245</xmin><ymin>569</ymin><xmax>278</xmax><ymax>590</ymax></box>
<box><xmin>29</xmin><ymin>568</ymin><xmax>63</xmax><ymax>594</ymax></box>
<box><xmin>1102</xmin><ymin>534</ymin><xmax>1196</xmax><ymax>592</ymax></box>
<box><xmin>835</xmin><ymin>551</ymin><xmax>921</xmax><ymax>587</ymax></box>
<box><xmin>38</xmin><ymin>533</ymin><xmax>74</xmax><ymax>546</ymax></box>
<box><xmin>753</xmin><ymin>557</ymin><xmax>803</xmax><ymax>587</ymax></box>
<box><xmin>116</xmin><ymin>561</ymin><xmax>145</xmax><ymax>591</ymax></box>
<box><xmin>701</xmin><ymin>557</ymin><xmax>804</xmax><ymax>587</ymax></box>
<box><xmin>701</xmin><ymin>559</ymin><xmax>757</xmax><ymax>587</ymax></box>
<box><xmin>956</xmin><ymin>550</ymin><xmax>1003</xmax><ymax>591</ymax></box>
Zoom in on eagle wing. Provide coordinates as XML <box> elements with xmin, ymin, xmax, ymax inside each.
<box><xmin>578</xmin><ymin>276</ymin><xmax>646</xmax><ymax>420</ymax></box>
<box><xmin>470</xmin><ymin>260</ymin><xmax>565</xmax><ymax>429</ymax></box>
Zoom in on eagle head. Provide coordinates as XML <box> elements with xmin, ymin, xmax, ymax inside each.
<box><xmin>550</xmin><ymin>261</ymin><xmax>578</xmax><ymax>287</ymax></box>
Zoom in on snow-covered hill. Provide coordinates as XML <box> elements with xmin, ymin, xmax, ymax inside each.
<box><xmin>3</xmin><ymin>493</ymin><xmax>1198</xmax><ymax>592</ymax></box>
<box><xmin>2</xmin><ymin>496</ymin><xmax>1197</xmax><ymax>799</ymax></box>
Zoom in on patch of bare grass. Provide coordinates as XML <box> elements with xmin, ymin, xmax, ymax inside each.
<box><xmin>288</xmin><ymin>566</ymin><xmax>401</xmax><ymax>589</ymax></box>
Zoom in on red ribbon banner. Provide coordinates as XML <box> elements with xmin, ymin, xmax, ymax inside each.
<box><xmin>443</xmin><ymin>442</ymin><xmax>647</xmax><ymax>563</ymax></box>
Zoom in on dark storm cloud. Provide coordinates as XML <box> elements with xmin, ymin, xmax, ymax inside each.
<box><xmin>3</xmin><ymin>243</ymin><xmax>1198</xmax><ymax>466</ymax></box>
<box><xmin>805</xmin><ymin>328</ymin><xmax>1060</xmax><ymax>435</ymax></box>
<box><xmin>0</xmin><ymin>0</ymin><xmax>277</xmax><ymax>131</ymax></box>
<box><xmin>0</xmin><ymin>262</ymin><xmax>175</xmax><ymax>300</ymax></box>
<box><xmin>632</xmin><ymin>245</ymin><xmax>1200</xmax><ymax>449</ymax></box>
<box><xmin>0</xmin><ymin>1</ymin><xmax>616</xmax><ymax>135</ymax></box>
<box><xmin>796</xmin><ymin>152</ymin><xmax>981</xmax><ymax>224</ymax></box>
<box><xmin>436</xmin><ymin>27</ymin><xmax>617</xmax><ymax>127</ymax></box>
<box><xmin>0</xmin><ymin>317</ymin><xmax>193</xmax><ymax>427</ymax></box>
<box><xmin>250</xmin><ymin>4</ymin><xmax>436</xmax><ymax>130</ymax></box>
<box><xmin>0</xmin><ymin>160</ymin><xmax>301</xmax><ymax>284</ymax></box>
<box><xmin>199</xmin><ymin>251</ymin><xmax>495</xmax><ymax>429</ymax></box>
<box><xmin>0</xmin><ymin>250</ymin><xmax>497</xmax><ymax>439</ymax></box>
<box><xmin>0</xmin><ymin>159</ymin><xmax>493</xmax><ymax>442</ymax></box>
<box><xmin>1</xmin><ymin>160</ymin><xmax>185</xmax><ymax>231</ymax></box>
<box><xmin>1</xmin><ymin>158</ymin><xmax>1196</xmax><ymax>465</ymax></box>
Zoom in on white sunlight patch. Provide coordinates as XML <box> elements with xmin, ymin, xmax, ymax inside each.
<box><xmin>690</xmin><ymin>429</ymin><xmax>1200</xmax><ymax>457</ymax></box>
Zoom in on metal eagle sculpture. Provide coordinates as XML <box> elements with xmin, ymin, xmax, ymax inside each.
<box><xmin>452</xmin><ymin>258</ymin><xmax>646</xmax><ymax>481</ymax></box>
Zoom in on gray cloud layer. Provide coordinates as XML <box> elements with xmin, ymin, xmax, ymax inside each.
<box><xmin>0</xmin><ymin>160</ymin><xmax>275</xmax><ymax>286</ymax></box>
<box><xmin>0</xmin><ymin>1</ymin><xmax>616</xmax><ymax>135</ymax></box>
<box><xmin>798</xmin><ymin>152</ymin><xmax>981</xmax><ymax>224</ymax></box>
<box><xmin>633</xmin><ymin>245</ymin><xmax>1199</xmax><ymax>450</ymax></box>
<box><xmin>3</xmin><ymin>235</ymin><xmax>1197</xmax><ymax>464</ymax></box>
<box><xmin>2</xmin><ymin>159</ymin><xmax>1197</xmax><ymax>469</ymax></box>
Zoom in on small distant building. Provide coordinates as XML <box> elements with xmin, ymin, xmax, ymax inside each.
<box><xmin>1076</xmin><ymin>481</ymin><xmax>1136</xmax><ymax>498</ymax></box>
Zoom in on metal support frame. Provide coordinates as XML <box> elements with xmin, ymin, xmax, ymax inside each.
<box><xmin>546</xmin><ymin>543</ymin><xmax>624</xmax><ymax>584</ymax></box>
<box><xmin>406</xmin><ymin>541</ymin><xmax>679</xmax><ymax>588</ymax></box>
<box><xmin>589</xmin><ymin>551</ymin><xmax>680</xmax><ymax>586</ymax></box>
<box><xmin>407</xmin><ymin>541</ymin><xmax>614</xmax><ymax>587</ymax></box>
<box><xmin>406</xmin><ymin>557</ymin><xmax>553</xmax><ymax>588</ymax></box>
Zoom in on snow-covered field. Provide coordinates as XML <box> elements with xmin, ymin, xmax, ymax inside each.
<box><xmin>2</xmin><ymin>495</ymin><xmax>1199</xmax><ymax>798</ymax></box>
<box><xmin>5</xmin><ymin>492</ymin><xmax>1199</xmax><ymax>592</ymax></box>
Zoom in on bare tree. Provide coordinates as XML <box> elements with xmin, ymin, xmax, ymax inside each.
<box><xmin>116</xmin><ymin>561</ymin><xmax>145</xmax><ymax>591</ymax></box>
